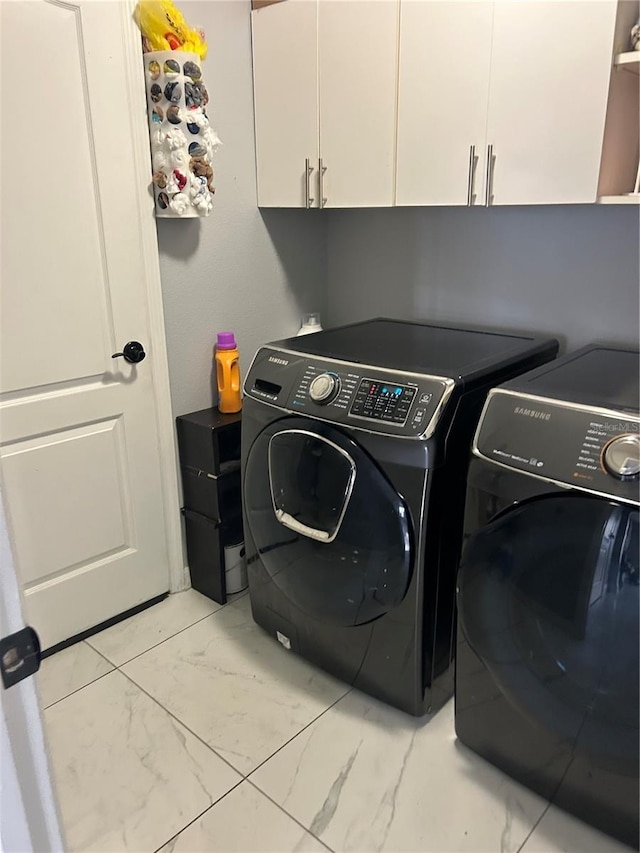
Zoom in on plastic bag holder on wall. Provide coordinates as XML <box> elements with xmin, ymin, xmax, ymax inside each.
<box><xmin>143</xmin><ymin>50</ymin><xmax>220</xmax><ymax>218</ymax></box>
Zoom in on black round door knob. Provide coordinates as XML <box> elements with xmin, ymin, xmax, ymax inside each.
<box><xmin>112</xmin><ymin>341</ymin><xmax>146</xmax><ymax>364</ymax></box>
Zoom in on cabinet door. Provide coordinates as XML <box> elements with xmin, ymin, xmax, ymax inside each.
<box><xmin>396</xmin><ymin>1</ymin><xmax>493</xmax><ymax>206</ymax></box>
<box><xmin>318</xmin><ymin>0</ymin><xmax>399</xmax><ymax>208</ymax></box>
<box><xmin>252</xmin><ymin>0</ymin><xmax>319</xmax><ymax>207</ymax></box>
<box><xmin>486</xmin><ymin>1</ymin><xmax>617</xmax><ymax>206</ymax></box>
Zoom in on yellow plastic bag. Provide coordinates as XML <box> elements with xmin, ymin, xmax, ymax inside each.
<box><xmin>134</xmin><ymin>0</ymin><xmax>207</xmax><ymax>59</ymax></box>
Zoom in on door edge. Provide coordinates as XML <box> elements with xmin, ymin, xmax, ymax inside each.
<box><xmin>120</xmin><ymin>1</ymin><xmax>186</xmax><ymax>591</ymax></box>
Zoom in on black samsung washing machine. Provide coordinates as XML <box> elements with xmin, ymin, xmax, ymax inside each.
<box><xmin>241</xmin><ymin>318</ymin><xmax>558</xmax><ymax>716</ymax></box>
<box><xmin>456</xmin><ymin>344</ymin><xmax>639</xmax><ymax>848</ymax></box>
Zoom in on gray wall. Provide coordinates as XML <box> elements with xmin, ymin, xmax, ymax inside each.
<box><xmin>155</xmin><ymin>0</ymin><xmax>638</xmax><ymax>417</ymax></box>
<box><xmin>157</xmin><ymin>1</ymin><xmax>327</xmax><ymax>417</ymax></box>
<box><xmin>326</xmin><ymin>206</ymin><xmax>640</xmax><ymax>352</ymax></box>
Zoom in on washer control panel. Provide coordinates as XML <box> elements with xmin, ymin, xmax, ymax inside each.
<box><xmin>350</xmin><ymin>379</ymin><xmax>420</xmax><ymax>425</ymax></box>
<box><xmin>244</xmin><ymin>347</ymin><xmax>452</xmax><ymax>439</ymax></box>
<box><xmin>475</xmin><ymin>389</ymin><xmax>640</xmax><ymax>502</ymax></box>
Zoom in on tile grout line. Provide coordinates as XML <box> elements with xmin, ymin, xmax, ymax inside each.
<box><xmin>45</xmin><ymin>611</ymin><xmax>254</xmax><ymax>853</ymax></box>
<box><xmin>240</xmin><ymin>688</ymin><xmax>354</xmax><ymax>853</ymax></box>
<box><xmin>120</xmin><ymin>660</ymin><xmax>352</xmax><ymax>785</ymax></box>
<box><xmin>120</xmin><ymin>665</ymin><xmax>350</xmax><ymax>849</ymax></box>
<box><xmin>55</xmin><ymin>593</ymin><xmax>341</xmax><ymax>851</ymax></box>
<box><xmin>247</xmin><ymin>686</ymin><xmax>353</xmax><ymax>780</ymax></box>
<box><xmin>149</xmin><ymin>749</ymin><xmax>339</xmax><ymax>853</ymax></box>
<box><xmin>515</xmin><ymin>801</ymin><xmax>553</xmax><ymax>853</ymax></box>
<box><xmin>43</xmin><ymin>592</ymin><xmax>248</xmax><ymax>708</ymax></box>
<box><xmin>245</xmin><ymin>777</ymin><xmax>336</xmax><ymax>853</ymax></box>
<box><xmin>117</xmin><ymin>666</ymin><xmax>246</xmax><ymax>780</ymax></box>
<box><xmin>38</xmin><ymin>597</ymin><xmax>558</xmax><ymax>853</ymax></box>
<box><xmin>144</xmin><ymin>684</ymin><xmax>347</xmax><ymax>852</ymax></box>
<box><xmin>89</xmin><ymin>642</ymin><xmax>121</xmax><ymax>669</ymax></box>
<box><xmin>42</xmin><ymin>651</ymin><xmax>548</xmax><ymax>853</ymax></box>
<box><xmin>151</xmin><ymin>777</ymin><xmax>245</xmax><ymax>853</ymax></box>
<box><xmin>108</xmin><ymin>591</ymin><xmax>350</xmax><ymax>781</ymax></box>
<box><xmin>40</xmin><ymin>664</ymin><xmax>115</xmax><ymax>712</ymax></box>
<box><xmin>85</xmin><ymin>590</ymin><xmax>249</xmax><ymax>668</ymax></box>
<box><xmin>150</xmin><ymin>773</ymin><xmax>336</xmax><ymax>853</ymax></box>
<box><xmin>86</xmin><ymin>607</ymin><xmax>220</xmax><ymax>667</ymax></box>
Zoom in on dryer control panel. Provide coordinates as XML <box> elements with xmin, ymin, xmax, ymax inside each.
<box><xmin>244</xmin><ymin>346</ymin><xmax>455</xmax><ymax>439</ymax></box>
<box><xmin>474</xmin><ymin>388</ymin><xmax>640</xmax><ymax>504</ymax></box>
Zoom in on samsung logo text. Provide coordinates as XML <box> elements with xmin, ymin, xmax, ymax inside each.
<box><xmin>268</xmin><ymin>356</ymin><xmax>289</xmax><ymax>366</ymax></box>
<box><xmin>514</xmin><ymin>406</ymin><xmax>551</xmax><ymax>421</ymax></box>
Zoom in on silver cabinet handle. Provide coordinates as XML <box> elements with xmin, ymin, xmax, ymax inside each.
<box><xmin>467</xmin><ymin>144</ymin><xmax>477</xmax><ymax>206</ymax></box>
<box><xmin>305</xmin><ymin>158</ymin><xmax>314</xmax><ymax>209</ymax></box>
<box><xmin>319</xmin><ymin>158</ymin><xmax>327</xmax><ymax>208</ymax></box>
<box><xmin>484</xmin><ymin>144</ymin><xmax>494</xmax><ymax>207</ymax></box>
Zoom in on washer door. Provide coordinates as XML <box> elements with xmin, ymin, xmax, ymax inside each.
<box><xmin>458</xmin><ymin>494</ymin><xmax>639</xmax><ymax>769</ymax></box>
<box><xmin>244</xmin><ymin>418</ymin><xmax>413</xmax><ymax>626</ymax></box>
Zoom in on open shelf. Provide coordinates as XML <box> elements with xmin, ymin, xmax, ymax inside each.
<box><xmin>598</xmin><ymin>194</ymin><xmax>640</xmax><ymax>204</ymax></box>
<box><xmin>614</xmin><ymin>51</ymin><xmax>640</xmax><ymax>74</ymax></box>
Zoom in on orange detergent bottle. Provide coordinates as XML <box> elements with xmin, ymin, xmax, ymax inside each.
<box><xmin>215</xmin><ymin>332</ymin><xmax>242</xmax><ymax>413</ymax></box>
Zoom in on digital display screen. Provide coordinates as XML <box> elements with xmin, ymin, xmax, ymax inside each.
<box><xmin>349</xmin><ymin>379</ymin><xmax>417</xmax><ymax>424</ymax></box>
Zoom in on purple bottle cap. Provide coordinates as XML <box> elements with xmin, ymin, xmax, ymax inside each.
<box><xmin>216</xmin><ymin>332</ymin><xmax>237</xmax><ymax>350</ymax></box>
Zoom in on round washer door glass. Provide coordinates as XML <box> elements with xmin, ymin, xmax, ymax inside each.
<box><xmin>458</xmin><ymin>495</ymin><xmax>639</xmax><ymax>771</ymax></box>
<box><xmin>244</xmin><ymin>418</ymin><xmax>413</xmax><ymax>626</ymax></box>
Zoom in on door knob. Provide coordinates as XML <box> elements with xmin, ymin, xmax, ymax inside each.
<box><xmin>112</xmin><ymin>341</ymin><xmax>146</xmax><ymax>364</ymax></box>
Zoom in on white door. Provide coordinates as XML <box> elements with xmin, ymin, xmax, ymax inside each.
<box><xmin>0</xmin><ymin>0</ymin><xmax>180</xmax><ymax>651</ymax></box>
<box><xmin>486</xmin><ymin>0</ymin><xmax>617</xmax><ymax>205</ymax></box>
<box><xmin>318</xmin><ymin>0</ymin><xmax>399</xmax><ymax>207</ymax></box>
<box><xmin>1</xmin><ymin>485</ymin><xmax>64</xmax><ymax>852</ymax></box>
<box><xmin>252</xmin><ymin>0</ymin><xmax>319</xmax><ymax>207</ymax></box>
<box><xmin>396</xmin><ymin>0</ymin><xmax>493</xmax><ymax>206</ymax></box>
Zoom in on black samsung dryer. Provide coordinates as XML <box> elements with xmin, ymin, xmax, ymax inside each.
<box><xmin>241</xmin><ymin>318</ymin><xmax>558</xmax><ymax>716</ymax></box>
<box><xmin>456</xmin><ymin>345</ymin><xmax>639</xmax><ymax>848</ymax></box>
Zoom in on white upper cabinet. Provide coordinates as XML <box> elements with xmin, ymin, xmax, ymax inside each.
<box><xmin>253</xmin><ymin>0</ymin><xmax>624</xmax><ymax>208</ymax></box>
<box><xmin>252</xmin><ymin>0</ymin><xmax>398</xmax><ymax>208</ymax></box>
<box><xmin>319</xmin><ymin>0</ymin><xmax>399</xmax><ymax>207</ymax></box>
<box><xmin>396</xmin><ymin>1</ymin><xmax>493</xmax><ymax>206</ymax></box>
<box><xmin>397</xmin><ymin>0</ymin><xmax>618</xmax><ymax>207</ymax></box>
<box><xmin>252</xmin><ymin>0</ymin><xmax>318</xmax><ymax>208</ymax></box>
<box><xmin>486</xmin><ymin>1</ymin><xmax>618</xmax><ymax>205</ymax></box>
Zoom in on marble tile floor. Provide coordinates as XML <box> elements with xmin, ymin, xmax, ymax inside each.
<box><xmin>39</xmin><ymin>589</ymin><xmax>633</xmax><ymax>853</ymax></box>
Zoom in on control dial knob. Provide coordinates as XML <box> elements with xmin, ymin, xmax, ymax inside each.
<box><xmin>309</xmin><ymin>372</ymin><xmax>340</xmax><ymax>405</ymax></box>
<box><xmin>602</xmin><ymin>434</ymin><xmax>640</xmax><ymax>480</ymax></box>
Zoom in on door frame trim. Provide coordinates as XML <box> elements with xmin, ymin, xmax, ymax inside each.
<box><xmin>121</xmin><ymin>1</ymin><xmax>185</xmax><ymax>590</ymax></box>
